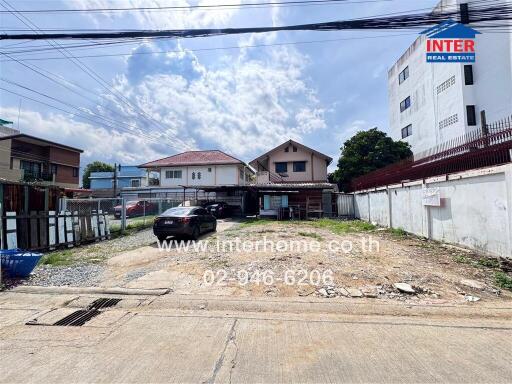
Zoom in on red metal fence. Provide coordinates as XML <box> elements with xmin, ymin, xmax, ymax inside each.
<box><xmin>350</xmin><ymin>115</ymin><xmax>512</xmax><ymax>192</ymax></box>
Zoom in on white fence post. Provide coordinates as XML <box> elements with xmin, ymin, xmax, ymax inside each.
<box><xmin>72</xmin><ymin>211</ymin><xmax>80</xmax><ymax>244</ymax></box>
<box><xmin>65</xmin><ymin>211</ymin><xmax>74</xmax><ymax>247</ymax></box>
<box><xmin>58</xmin><ymin>211</ymin><xmax>66</xmax><ymax>245</ymax></box>
<box><xmin>105</xmin><ymin>214</ymin><xmax>111</xmax><ymax>238</ymax></box>
<box><xmin>91</xmin><ymin>210</ymin><xmax>99</xmax><ymax>239</ymax></box>
<box><xmin>98</xmin><ymin>210</ymin><xmax>105</xmax><ymax>240</ymax></box>
<box><xmin>48</xmin><ymin>211</ymin><xmax>56</xmax><ymax>249</ymax></box>
<box><xmin>6</xmin><ymin>212</ymin><xmax>17</xmax><ymax>249</ymax></box>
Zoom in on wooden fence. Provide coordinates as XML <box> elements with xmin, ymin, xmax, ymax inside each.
<box><xmin>1</xmin><ymin>210</ymin><xmax>111</xmax><ymax>251</ymax></box>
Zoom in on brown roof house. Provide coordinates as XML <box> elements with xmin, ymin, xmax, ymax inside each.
<box><xmin>139</xmin><ymin>150</ymin><xmax>254</xmax><ymax>188</ymax></box>
<box><xmin>0</xmin><ymin>131</ymin><xmax>83</xmax><ymax>188</ymax></box>
<box><xmin>249</xmin><ymin>139</ymin><xmax>333</xmax><ymax>184</ymax></box>
<box><xmin>248</xmin><ymin>140</ymin><xmax>336</xmax><ymax>219</ymax></box>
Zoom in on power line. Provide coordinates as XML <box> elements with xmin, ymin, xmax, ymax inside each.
<box><xmin>0</xmin><ymin>0</ymin><xmax>194</xmax><ymax>152</ymax></box>
<box><xmin>0</xmin><ymin>32</ymin><xmax>418</xmax><ymax>62</ymax></box>
<box><xmin>2</xmin><ymin>3</ymin><xmax>512</xmax><ymax>41</ymax></box>
<box><xmin>0</xmin><ymin>86</ymin><xmax>174</xmax><ymax>149</ymax></box>
<box><xmin>0</xmin><ymin>0</ymin><xmax>395</xmax><ymax>14</ymax></box>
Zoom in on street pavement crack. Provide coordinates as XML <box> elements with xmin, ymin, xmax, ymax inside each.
<box><xmin>204</xmin><ymin>318</ymin><xmax>238</xmax><ymax>384</ymax></box>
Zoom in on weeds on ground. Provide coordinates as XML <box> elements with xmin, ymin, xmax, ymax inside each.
<box><xmin>297</xmin><ymin>232</ymin><xmax>323</xmax><ymax>241</ymax></box>
<box><xmin>39</xmin><ymin>250</ymin><xmax>75</xmax><ymax>266</ymax></box>
<box><xmin>238</xmin><ymin>218</ymin><xmax>276</xmax><ymax>227</ymax></box>
<box><xmin>110</xmin><ymin>219</ymin><xmax>154</xmax><ymax>239</ymax></box>
<box><xmin>388</xmin><ymin>227</ymin><xmax>408</xmax><ymax>237</ymax></box>
<box><xmin>453</xmin><ymin>254</ymin><xmax>473</xmax><ymax>264</ymax></box>
<box><xmin>478</xmin><ymin>257</ymin><xmax>500</xmax><ymax>269</ymax></box>
<box><xmin>307</xmin><ymin>219</ymin><xmax>375</xmax><ymax>234</ymax></box>
<box><xmin>494</xmin><ymin>272</ymin><xmax>512</xmax><ymax>291</ymax></box>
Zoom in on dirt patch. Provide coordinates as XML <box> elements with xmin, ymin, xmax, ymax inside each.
<box><xmin>97</xmin><ymin>220</ymin><xmax>511</xmax><ymax>304</ymax></box>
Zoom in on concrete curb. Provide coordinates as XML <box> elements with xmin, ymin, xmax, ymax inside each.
<box><xmin>10</xmin><ymin>286</ymin><xmax>171</xmax><ymax>296</ymax></box>
<box><xmin>149</xmin><ymin>294</ymin><xmax>512</xmax><ymax>320</ymax></box>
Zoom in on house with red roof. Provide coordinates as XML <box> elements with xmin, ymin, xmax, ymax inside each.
<box><xmin>138</xmin><ymin>150</ymin><xmax>254</xmax><ymax>188</ymax></box>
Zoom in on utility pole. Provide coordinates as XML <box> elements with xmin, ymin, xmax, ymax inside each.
<box><xmin>460</xmin><ymin>3</ymin><xmax>470</xmax><ymax>24</ymax></box>
<box><xmin>113</xmin><ymin>163</ymin><xmax>118</xmax><ymax>197</ymax></box>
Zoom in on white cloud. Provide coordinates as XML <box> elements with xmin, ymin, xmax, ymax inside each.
<box><xmin>101</xmin><ymin>41</ymin><xmax>327</xmax><ymax>160</ymax></box>
<box><xmin>336</xmin><ymin>119</ymin><xmax>374</xmax><ymax>144</ymax></box>
<box><xmin>0</xmin><ymin>107</ymin><xmax>172</xmax><ymax>166</ymax></box>
<box><xmin>72</xmin><ymin>0</ymin><xmax>242</xmax><ymax>29</ymax></box>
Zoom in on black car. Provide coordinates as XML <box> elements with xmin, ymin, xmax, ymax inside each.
<box><xmin>204</xmin><ymin>202</ymin><xmax>231</xmax><ymax>218</ymax></box>
<box><xmin>153</xmin><ymin>206</ymin><xmax>216</xmax><ymax>241</ymax></box>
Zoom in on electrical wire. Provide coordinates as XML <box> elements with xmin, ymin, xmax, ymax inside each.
<box><xmin>0</xmin><ymin>32</ymin><xmax>418</xmax><ymax>62</ymax></box>
<box><xmin>0</xmin><ymin>0</ymin><xmax>194</xmax><ymax>152</ymax></box>
<box><xmin>0</xmin><ymin>0</ymin><xmax>396</xmax><ymax>14</ymax></box>
<box><xmin>2</xmin><ymin>3</ymin><xmax>512</xmax><ymax>41</ymax></box>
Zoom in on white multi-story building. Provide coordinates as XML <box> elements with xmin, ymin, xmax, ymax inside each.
<box><xmin>388</xmin><ymin>0</ymin><xmax>512</xmax><ymax>155</ymax></box>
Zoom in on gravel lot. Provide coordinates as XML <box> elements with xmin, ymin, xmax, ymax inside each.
<box><xmin>4</xmin><ymin>219</ymin><xmax>511</xmax><ymax>305</ymax></box>
<box><xmin>3</xmin><ymin>228</ymin><xmax>155</xmax><ymax>288</ymax></box>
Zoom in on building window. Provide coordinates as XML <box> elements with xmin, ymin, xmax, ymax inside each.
<box><xmin>20</xmin><ymin>160</ymin><xmax>41</xmax><ymax>176</ymax></box>
<box><xmin>208</xmin><ymin>167</ymin><xmax>212</xmax><ymax>172</ymax></box>
<box><xmin>72</xmin><ymin>167</ymin><xmax>79</xmax><ymax>177</ymax></box>
<box><xmin>464</xmin><ymin>65</ymin><xmax>474</xmax><ymax>85</ymax></box>
<box><xmin>293</xmin><ymin>161</ymin><xmax>306</xmax><ymax>172</ymax></box>
<box><xmin>131</xmin><ymin>179</ymin><xmax>140</xmax><ymax>187</ymax></box>
<box><xmin>50</xmin><ymin>164</ymin><xmax>58</xmax><ymax>175</ymax></box>
<box><xmin>197</xmin><ymin>172</ymin><xmax>201</xmax><ymax>180</ymax></box>
<box><xmin>275</xmin><ymin>162</ymin><xmax>287</xmax><ymax>173</ymax></box>
<box><xmin>191</xmin><ymin>172</ymin><xmax>196</xmax><ymax>180</ymax></box>
<box><xmin>398</xmin><ymin>66</ymin><xmax>409</xmax><ymax>84</ymax></box>
<box><xmin>466</xmin><ymin>105</ymin><xmax>477</xmax><ymax>126</ymax></box>
<box><xmin>292</xmin><ymin>146</ymin><xmax>297</xmax><ymax>152</ymax></box>
<box><xmin>401</xmin><ymin>124</ymin><xmax>412</xmax><ymax>138</ymax></box>
<box><xmin>284</xmin><ymin>147</ymin><xmax>289</xmax><ymax>152</ymax></box>
<box><xmin>400</xmin><ymin>96</ymin><xmax>411</xmax><ymax>112</ymax></box>
<box><xmin>165</xmin><ymin>170</ymin><xmax>182</xmax><ymax>179</ymax></box>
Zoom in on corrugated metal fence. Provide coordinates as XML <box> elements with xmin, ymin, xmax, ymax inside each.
<box><xmin>336</xmin><ymin>193</ymin><xmax>355</xmax><ymax>218</ymax></box>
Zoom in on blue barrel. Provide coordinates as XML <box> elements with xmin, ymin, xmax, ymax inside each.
<box><xmin>0</xmin><ymin>249</ymin><xmax>43</xmax><ymax>278</ymax></box>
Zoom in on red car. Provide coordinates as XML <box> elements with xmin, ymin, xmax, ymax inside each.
<box><xmin>114</xmin><ymin>200</ymin><xmax>157</xmax><ymax>219</ymax></box>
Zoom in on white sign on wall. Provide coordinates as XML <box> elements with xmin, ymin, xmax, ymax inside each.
<box><xmin>422</xmin><ymin>187</ymin><xmax>441</xmax><ymax>206</ymax></box>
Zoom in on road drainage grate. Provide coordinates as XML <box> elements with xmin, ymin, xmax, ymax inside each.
<box><xmin>53</xmin><ymin>309</ymin><xmax>101</xmax><ymax>326</ymax></box>
<box><xmin>88</xmin><ymin>298</ymin><xmax>122</xmax><ymax>310</ymax></box>
<box><xmin>32</xmin><ymin>298</ymin><xmax>123</xmax><ymax>327</ymax></box>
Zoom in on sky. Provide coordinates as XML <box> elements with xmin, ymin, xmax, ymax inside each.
<box><xmin>0</xmin><ymin>0</ymin><xmax>440</xmax><ymax>174</ymax></box>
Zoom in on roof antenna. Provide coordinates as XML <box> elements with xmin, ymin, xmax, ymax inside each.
<box><xmin>17</xmin><ymin>99</ymin><xmax>22</xmax><ymax>132</ymax></box>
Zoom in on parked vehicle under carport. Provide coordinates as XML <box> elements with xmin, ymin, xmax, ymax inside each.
<box><xmin>153</xmin><ymin>206</ymin><xmax>216</xmax><ymax>241</ymax></box>
<box><xmin>203</xmin><ymin>201</ymin><xmax>232</xmax><ymax>218</ymax></box>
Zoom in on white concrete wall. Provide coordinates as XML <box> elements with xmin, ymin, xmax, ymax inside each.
<box><xmin>354</xmin><ymin>193</ymin><xmax>369</xmax><ymax>221</ymax></box>
<box><xmin>388</xmin><ymin>0</ymin><xmax>512</xmax><ymax>156</ymax></box>
<box><xmin>369</xmin><ymin>191</ymin><xmax>390</xmax><ymax>227</ymax></box>
<box><xmin>352</xmin><ymin>164</ymin><xmax>512</xmax><ymax>258</ymax></box>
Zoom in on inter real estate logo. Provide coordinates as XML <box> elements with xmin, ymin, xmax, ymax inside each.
<box><xmin>421</xmin><ymin>19</ymin><xmax>481</xmax><ymax>63</ymax></box>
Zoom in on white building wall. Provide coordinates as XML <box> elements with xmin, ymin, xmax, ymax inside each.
<box><xmin>350</xmin><ymin>164</ymin><xmax>512</xmax><ymax>258</ymax></box>
<box><xmin>159</xmin><ymin>164</ymin><xmax>242</xmax><ymax>187</ymax></box>
<box><xmin>388</xmin><ymin>0</ymin><xmax>512</xmax><ymax>155</ymax></box>
<box><xmin>216</xmin><ymin>165</ymin><xmax>238</xmax><ymax>185</ymax></box>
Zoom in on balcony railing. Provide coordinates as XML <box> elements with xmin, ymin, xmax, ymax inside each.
<box><xmin>22</xmin><ymin>170</ymin><xmax>54</xmax><ymax>183</ymax></box>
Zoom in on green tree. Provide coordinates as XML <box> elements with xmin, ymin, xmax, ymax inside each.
<box><xmin>82</xmin><ymin>161</ymin><xmax>115</xmax><ymax>189</ymax></box>
<box><xmin>332</xmin><ymin>128</ymin><xmax>412</xmax><ymax>191</ymax></box>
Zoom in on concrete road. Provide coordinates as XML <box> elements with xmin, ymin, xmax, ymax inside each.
<box><xmin>1</xmin><ymin>290</ymin><xmax>511</xmax><ymax>383</ymax></box>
